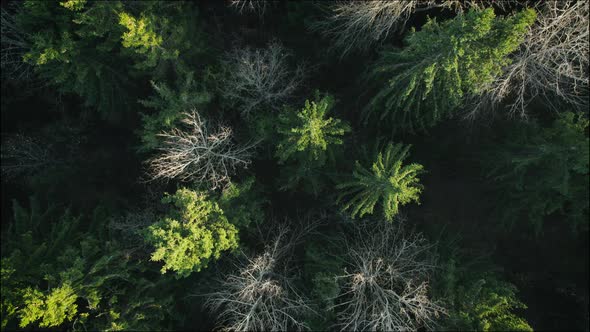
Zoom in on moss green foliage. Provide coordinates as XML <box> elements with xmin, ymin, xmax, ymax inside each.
<box><xmin>276</xmin><ymin>91</ymin><xmax>350</xmax><ymax>194</ymax></box>
<box><xmin>337</xmin><ymin>143</ymin><xmax>424</xmax><ymax>221</ymax></box>
<box><xmin>365</xmin><ymin>8</ymin><xmax>536</xmax><ymax>131</ymax></box>
<box><xmin>486</xmin><ymin>112</ymin><xmax>589</xmax><ymax>233</ymax></box>
<box><xmin>144</xmin><ymin>188</ymin><xmax>239</xmax><ymax>278</ymax></box>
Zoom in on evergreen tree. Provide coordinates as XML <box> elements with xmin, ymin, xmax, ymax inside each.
<box><xmin>0</xmin><ymin>198</ymin><xmax>171</xmax><ymax>330</ymax></box>
<box><xmin>337</xmin><ymin>143</ymin><xmax>424</xmax><ymax>221</ymax></box>
<box><xmin>485</xmin><ymin>112</ymin><xmax>589</xmax><ymax>234</ymax></box>
<box><xmin>365</xmin><ymin>8</ymin><xmax>536</xmax><ymax>132</ymax></box>
<box><xmin>143</xmin><ymin>188</ymin><xmax>239</xmax><ymax>278</ymax></box>
<box><xmin>276</xmin><ymin>91</ymin><xmax>350</xmax><ymax>194</ymax></box>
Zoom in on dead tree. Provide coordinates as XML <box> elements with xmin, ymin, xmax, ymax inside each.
<box><xmin>146</xmin><ymin>110</ymin><xmax>256</xmax><ymax>189</ymax></box>
<box><xmin>334</xmin><ymin>219</ymin><xmax>445</xmax><ymax>331</ymax></box>
<box><xmin>228</xmin><ymin>0</ymin><xmax>269</xmax><ymax>17</ymax></box>
<box><xmin>219</xmin><ymin>42</ymin><xmax>305</xmax><ymax>117</ymax></box>
<box><xmin>470</xmin><ymin>1</ymin><xmax>589</xmax><ymax>118</ymax></box>
<box><xmin>206</xmin><ymin>224</ymin><xmax>314</xmax><ymax>331</ymax></box>
<box><xmin>1</xmin><ymin>134</ymin><xmax>56</xmax><ymax>181</ymax></box>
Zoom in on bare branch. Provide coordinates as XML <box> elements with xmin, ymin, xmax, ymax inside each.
<box><xmin>219</xmin><ymin>42</ymin><xmax>305</xmax><ymax>117</ymax></box>
<box><xmin>1</xmin><ymin>5</ymin><xmax>35</xmax><ymax>81</ymax></box>
<box><xmin>334</xmin><ymin>219</ymin><xmax>446</xmax><ymax>331</ymax></box>
<box><xmin>229</xmin><ymin>0</ymin><xmax>269</xmax><ymax>17</ymax></box>
<box><xmin>468</xmin><ymin>1</ymin><xmax>589</xmax><ymax>118</ymax></box>
<box><xmin>206</xmin><ymin>224</ymin><xmax>313</xmax><ymax>331</ymax></box>
<box><xmin>145</xmin><ymin>110</ymin><xmax>256</xmax><ymax>189</ymax></box>
<box><xmin>1</xmin><ymin>134</ymin><xmax>57</xmax><ymax>181</ymax></box>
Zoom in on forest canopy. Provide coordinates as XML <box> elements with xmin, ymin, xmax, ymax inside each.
<box><xmin>1</xmin><ymin>1</ymin><xmax>588</xmax><ymax>331</ymax></box>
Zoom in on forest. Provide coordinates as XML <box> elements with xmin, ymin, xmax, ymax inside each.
<box><xmin>0</xmin><ymin>0</ymin><xmax>588</xmax><ymax>331</ymax></box>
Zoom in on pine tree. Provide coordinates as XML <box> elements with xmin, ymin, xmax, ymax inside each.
<box><xmin>365</xmin><ymin>8</ymin><xmax>536</xmax><ymax>132</ymax></box>
<box><xmin>336</xmin><ymin>143</ymin><xmax>424</xmax><ymax>221</ymax></box>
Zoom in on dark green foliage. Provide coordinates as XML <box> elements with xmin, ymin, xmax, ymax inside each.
<box><xmin>365</xmin><ymin>8</ymin><xmax>536</xmax><ymax>132</ymax></box>
<box><xmin>436</xmin><ymin>256</ymin><xmax>533</xmax><ymax>331</ymax></box>
<box><xmin>0</xmin><ymin>198</ymin><xmax>171</xmax><ymax>330</ymax></box>
<box><xmin>485</xmin><ymin>112</ymin><xmax>589</xmax><ymax>233</ymax></box>
<box><xmin>138</xmin><ymin>65</ymin><xmax>211</xmax><ymax>151</ymax></box>
<box><xmin>218</xmin><ymin>177</ymin><xmax>267</xmax><ymax>230</ymax></box>
<box><xmin>337</xmin><ymin>143</ymin><xmax>424</xmax><ymax>221</ymax></box>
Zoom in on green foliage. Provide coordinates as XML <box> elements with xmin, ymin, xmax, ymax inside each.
<box><xmin>277</xmin><ymin>91</ymin><xmax>350</xmax><ymax>165</ymax></box>
<box><xmin>0</xmin><ymin>198</ymin><xmax>171</xmax><ymax>330</ymax></box>
<box><xmin>337</xmin><ymin>143</ymin><xmax>424</xmax><ymax>221</ymax></box>
<box><xmin>218</xmin><ymin>177</ymin><xmax>267</xmax><ymax>230</ymax></box>
<box><xmin>138</xmin><ymin>65</ymin><xmax>211</xmax><ymax>151</ymax></box>
<box><xmin>365</xmin><ymin>8</ymin><xmax>536</xmax><ymax>131</ymax></box>
<box><xmin>144</xmin><ymin>188</ymin><xmax>239</xmax><ymax>278</ymax></box>
<box><xmin>437</xmin><ymin>258</ymin><xmax>532</xmax><ymax>331</ymax></box>
<box><xmin>276</xmin><ymin>91</ymin><xmax>350</xmax><ymax>194</ymax></box>
<box><xmin>486</xmin><ymin>112</ymin><xmax>589</xmax><ymax>233</ymax></box>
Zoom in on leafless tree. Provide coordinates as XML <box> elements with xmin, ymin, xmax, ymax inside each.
<box><xmin>205</xmin><ymin>223</ymin><xmax>314</xmax><ymax>331</ymax></box>
<box><xmin>0</xmin><ymin>133</ymin><xmax>57</xmax><ymax>180</ymax></box>
<box><xmin>334</xmin><ymin>219</ymin><xmax>445</xmax><ymax>331</ymax></box>
<box><xmin>469</xmin><ymin>0</ymin><xmax>589</xmax><ymax>118</ymax></box>
<box><xmin>312</xmin><ymin>1</ymin><xmax>519</xmax><ymax>58</ymax></box>
<box><xmin>219</xmin><ymin>42</ymin><xmax>305</xmax><ymax>117</ymax></box>
<box><xmin>1</xmin><ymin>6</ymin><xmax>36</xmax><ymax>81</ymax></box>
<box><xmin>229</xmin><ymin>0</ymin><xmax>269</xmax><ymax>17</ymax></box>
<box><xmin>145</xmin><ymin>110</ymin><xmax>256</xmax><ymax>189</ymax></box>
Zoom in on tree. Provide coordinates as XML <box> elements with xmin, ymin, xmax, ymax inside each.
<box><xmin>139</xmin><ymin>64</ymin><xmax>211</xmax><ymax>151</ymax></box>
<box><xmin>334</xmin><ymin>220</ymin><xmax>445</xmax><ymax>331</ymax></box>
<box><xmin>484</xmin><ymin>112</ymin><xmax>589</xmax><ymax>234</ymax></box>
<box><xmin>206</xmin><ymin>224</ymin><xmax>313</xmax><ymax>331</ymax></box>
<box><xmin>145</xmin><ymin>110</ymin><xmax>256</xmax><ymax>189</ymax></box>
<box><xmin>435</xmin><ymin>251</ymin><xmax>533</xmax><ymax>331</ymax></box>
<box><xmin>365</xmin><ymin>8</ymin><xmax>536</xmax><ymax>132</ymax></box>
<box><xmin>143</xmin><ymin>188</ymin><xmax>239</xmax><ymax>278</ymax></box>
<box><xmin>219</xmin><ymin>42</ymin><xmax>305</xmax><ymax>117</ymax></box>
<box><xmin>218</xmin><ymin>177</ymin><xmax>267</xmax><ymax>230</ymax></box>
<box><xmin>470</xmin><ymin>1</ymin><xmax>589</xmax><ymax>117</ymax></box>
<box><xmin>337</xmin><ymin>143</ymin><xmax>424</xmax><ymax>221</ymax></box>
<box><xmin>276</xmin><ymin>91</ymin><xmax>350</xmax><ymax>194</ymax></box>
<box><xmin>1</xmin><ymin>198</ymin><xmax>171</xmax><ymax>330</ymax></box>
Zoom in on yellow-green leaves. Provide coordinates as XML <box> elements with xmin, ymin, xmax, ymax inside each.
<box><xmin>337</xmin><ymin>143</ymin><xmax>423</xmax><ymax>221</ymax></box>
<box><xmin>144</xmin><ymin>188</ymin><xmax>239</xmax><ymax>278</ymax></box>
<box><xmin>60</xmin><ymin>0</ymin><xmax>86</xmax><ymax>11</ymax></box>
<box><xmin>19</xmin><ymin>284</ymin><xmax>78</xmax><ymax>328</ymax></box>
<box><xmin>119</xmin><ymin>12</ymin><xmax>162</xmax><ymax>55</ymax></box>
<box><xmin>277</xmin><ymin>92</ymin><xmax>350</xmax><ymax>165</ymax></box>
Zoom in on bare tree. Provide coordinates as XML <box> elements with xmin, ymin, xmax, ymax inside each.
<box><xmin>219</xmin><ymin>42</ymin><xmax>305</xmax><ymax>117</ymax></box>
<box><xmin>469</xmin><ymin>1</ymin><xmax>589</xmax><ymax>118</ymax></box>
<box><xmin>1</xmin><ymin>134</ymin><xmax>57</xmax><ymax>180</ymax></box>
<box><xmin>229</xmin><ymin>0</ymin><xmax>269</xmax><ymax>17</ymax></box>
<box><xmin>1</xmin><ymin>6</ymin><xmax>35</xmax><ymax>81</ymax></box>
<box><xmin>334</xmin><ymin>219</ymin><xmax>445</xmax><ymax>331</ymax></box>
<box><xmin>206</xmin><ymin>224</ymin><xmax>314</xmax><ymax>331</ymax></box>
<box><xmin>145</xmin><ymin>110</ymin><xmax>256</xmax><ymax>189</ymax></box>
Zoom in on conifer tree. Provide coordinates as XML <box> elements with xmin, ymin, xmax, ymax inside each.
<box><xmin>276</xmin><ymin>91</ymin><xmax>350</xmax><ymax>194</ymax></box>
<box><xmin>144</xmin><ymin>188</ymin><xmax>239</xmax><ymax>278</ymax></box>
<box><xmin>485</xmin><ymin>112</ymin><xmax>589</xmax><ymax>233</ymax></box>
<box><xmin>365</xmin><ymin>8</ymin><xmax>536</xmax><ymax>132</ymax></box>
<box><xmin>336</xmin><ymin>143</ymin><xmax>423</xmax><ymax>221</ymax></box>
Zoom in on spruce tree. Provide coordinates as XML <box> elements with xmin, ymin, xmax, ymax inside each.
<box><xmin>365</xmin><ymin>8</ymin><xmax>536</xmax><ymax>132</ymax></box>
<box><xmin>336</xmin><ymin>143</ymin><xmax>424</xmax><ymax>221</ymax></box>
